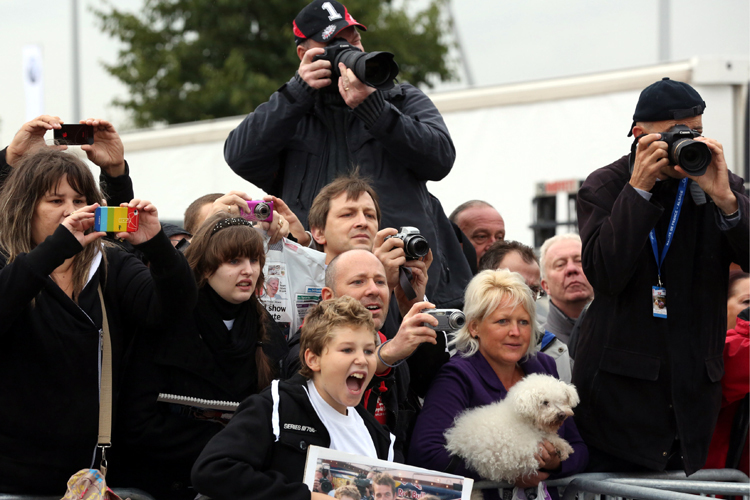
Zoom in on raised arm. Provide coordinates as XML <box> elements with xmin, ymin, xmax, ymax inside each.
<box><xmin>350</xmin><ymin>83</ymin><xmax>455</xmax><ymax>181</ymax></box>
<box><xmin>77</xmin><ymin>118</ymin><xmax>134</xmax><ymax>206</ymax></box>
<box><xmin>0</xmin><ymin>205</ymin><xmax>106</xmax><ymax>336</ymax></box>
<box><xmin>224</xmin><ymin>74</ymin><xmax>318</xmax><ymax>194</ymax></box>
<box><xmin>108</xmin><ymin>199</ymin><xmax>197</xmax><ymax>328</ymax></box>
<box><xmin>577</xmin><ymin>169</ymin><xmax>664</xmax><ymax>296</ymax></box>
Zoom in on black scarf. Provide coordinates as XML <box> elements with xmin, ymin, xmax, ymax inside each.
<box><xmin>196</xmin><ymin>285</ymin><xmax>263</xmax><ymax>397</ymax></box>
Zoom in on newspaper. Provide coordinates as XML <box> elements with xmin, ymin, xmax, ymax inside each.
<box><xmin>303</xmin><ymin>446</ymin><xmax>473</xmax><ymax>500</ymax></box>
<box><xmin>259</xmin><ymin>237</ymin><xmax>326</xmax><ymax>333</ymax></box>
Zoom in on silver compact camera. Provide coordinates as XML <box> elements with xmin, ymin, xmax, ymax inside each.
<box><xmin>424</xmin><ymin>309</ymin><xmax>466</xmax><ymax>331</ymax></box>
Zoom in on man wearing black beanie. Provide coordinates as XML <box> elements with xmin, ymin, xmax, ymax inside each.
<box><xmin>573</xmin><ymin>78</ymin><xmax>749</xmax><ymax>474</ymax></box>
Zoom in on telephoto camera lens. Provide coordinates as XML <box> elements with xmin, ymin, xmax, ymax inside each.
<box><xmin>670</xmin><ymin>139</ymin><xmax>712</xmax><ymax>176</ymax></box>
<box><xmin>314</xmin><ymin>39</ymin><xmax>399</xmax><ymax>91</ymax></box>
<box><xmin>338</xmin><ymin>50</ymin><xmax>399</xmax><ymax>90</ymax></box>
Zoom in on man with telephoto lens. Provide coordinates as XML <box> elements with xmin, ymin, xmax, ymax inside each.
<box><xmin>573</xmin><ymin>78</ymin><xmax>749</xmax><ymax>474</ymax></box>
<box><xmin>223</xmin><ymin>0</ymin><xmax>471</xmax><ymax>310</ymax></box>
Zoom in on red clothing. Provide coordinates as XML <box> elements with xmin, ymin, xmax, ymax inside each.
<box><xmin>705</xmin><ymin>316</ymin><xmax>749</xmax><ymax>473</ymax></box>
<box><xmin>363</xmin><ymin>332</ymin><xmax>391</xmax><ymax>425</ymax></box>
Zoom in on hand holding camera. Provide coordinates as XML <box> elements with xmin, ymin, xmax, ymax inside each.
<box><xmin>245</xmin><ymin>201</ymin><xmax>291</xmax><ymax>245</ymax></box>
<box><xmin>299</xmin><ymin>47</ymin><xmax>332</xmax><ymax>90</ymax></box>
<box><xmin>377</xmin><ymin>301</ymin><xmax>438</xmax><ymax>370</ymax></box>
<box><xmin>264</xmin><ymin>195</ymin><xmax>311</xmax><ymax>246</ymax></box>
<box><xmin>630</xmin><ymin>125</ymin><xmax>712</xmax><ymax>192</ymax></box>
<box><xmin>675</xmin><ymin>136</ymin><xmax>738</xmax><ymax>216</ymax></box>
<box><xmin>116</xmin><ymin>199</ymin><xmax>160</xmax><ymax>245</ymax></box>
<box><xmin>630</xmin><ymin>133</ymin><xmax>670</xmax><ymax>192</ymax></box>
<box><xmin>6</xmin><ymin>115</ymin><xmax>66</xmax><ymax>166</ymax></box>
<box><xmin>209</xmin><ymin>190</ymin><xmax>252</xmax><ymax>219</ymax></box>
<box><xmin>78</xmin><ymin>118</ymin><xmax>126</xmax><ymax>177</ymax></box>
<box><xmin>62</xmin><ymin>203</ymin><xmax>106</xmax><ymax>247</ymax></box>
<box><xmin>374</xmin><ymin>228</ymin><xmax>407</xmax><ymax>289</ymax></box>
<box><xmin>336</xmin><ymin>62</ymin><xmax>376</xmax><ymax>109</ymax></box>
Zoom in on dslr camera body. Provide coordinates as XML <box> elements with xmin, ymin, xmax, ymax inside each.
<box><xmin>318</xmin><ymin>464</ymin><xmax>333</xmax><ymax>494</ymax></box>
<box><xmin>385</xmin><ymin>226</ymin><xmax>429</xmax><ymax>260</ymax></box>
<box><xmin>637</xmin><ymin>124</ymin><xmax>712</xmax><ymax>176</ymax></box>
<box><xmin>313</xmin><ymin>38</ymin><xmax>399</xmax><ymax>91</ymax></box>
<box><xmin>241</xmin><ymin>200</ymin><xmax>273</xmax><ymax>223</ymax></box>
<box><xmin>424</xmin><ymin>309</ymin><xmax>466</xmax><ymax>331</ymax></box>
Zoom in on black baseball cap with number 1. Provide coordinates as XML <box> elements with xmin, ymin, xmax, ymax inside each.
<box><xmin>293</xmin><ymin>0</ymin><xmax>367</xmax><ymax>45</ymax></box>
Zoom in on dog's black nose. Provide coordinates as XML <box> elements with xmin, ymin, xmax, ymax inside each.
<box><xmin>556</xmin><ymin>413</ymin><xmax>566</xmax><ymax>422</ymax></box>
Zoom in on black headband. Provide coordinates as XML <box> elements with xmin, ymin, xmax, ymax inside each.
<box><xmin>212</xmin><ymin>217</ymin><xmax>253</xmax><ymax>235</ymax></box>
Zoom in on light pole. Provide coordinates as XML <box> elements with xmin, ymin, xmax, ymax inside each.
<box><xmin>71</xmin><ymin>0</ymin><xmax>81</xmax><ymax>122</ymax></box>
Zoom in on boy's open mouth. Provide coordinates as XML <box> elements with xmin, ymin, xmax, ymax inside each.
<box><xmin>346</xmin><ymin>372</ymin><xmax>366</xmax><ymax>393</ymax></box>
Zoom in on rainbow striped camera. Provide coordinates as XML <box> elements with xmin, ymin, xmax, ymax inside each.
<box><xmin>94</xmin><ymin>206</ymin><xmax>139</xmax><ymax>233</ymax></box>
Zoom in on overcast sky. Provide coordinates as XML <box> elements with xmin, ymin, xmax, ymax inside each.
<box><xmin>0</xmin><ymin>0</ymin><xmax>747</xmax><ymax>144</ymax></box>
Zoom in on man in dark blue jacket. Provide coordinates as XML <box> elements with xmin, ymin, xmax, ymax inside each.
<box><xmin>574</xmin><ymin>78</ymin><xmax>749</xmax><ymax>475</ymax></box>
<box><xmin>223</xmin><ymin>0</ymin><xmax>471</xmax><ymax>309</ymax></box>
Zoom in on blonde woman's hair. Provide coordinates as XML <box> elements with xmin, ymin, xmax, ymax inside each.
<box><xmin>452</xmin><ymin>269</ymin><xmax>539</xmax><ymax>358</ymax></box>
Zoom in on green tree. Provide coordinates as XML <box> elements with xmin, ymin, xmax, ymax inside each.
<box><xmin>95</xmin><ymin>0</ymin><xmax>456</xmax><ymax>128</ymax></box>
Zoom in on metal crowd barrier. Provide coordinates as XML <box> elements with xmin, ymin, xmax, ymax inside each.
<box><xmin>475</xmin><ymin>469</ymin><xmax>750</xmax><ymax>500</ymax></box>
<box><xmin>0</xmin><ymin>488</ymin><xmax>156</xmax><ymax>500</ymax></box>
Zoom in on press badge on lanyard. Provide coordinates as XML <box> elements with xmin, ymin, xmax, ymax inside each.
<box><xmin>649</xmin><ymin>178</ymin><xmax>688</xmax><ymax>319</ymax></box>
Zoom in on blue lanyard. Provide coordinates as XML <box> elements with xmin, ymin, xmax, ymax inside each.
<box><xmin>649</xmin><ymin>178</ymin><xmax>688</xmax><ymax>285</ymax></box>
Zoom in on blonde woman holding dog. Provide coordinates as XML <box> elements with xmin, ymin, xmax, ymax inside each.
<box><xmin>408</xmin><ymin>269</ymin><xmax>588</xmax><ymax>500</ymax></box>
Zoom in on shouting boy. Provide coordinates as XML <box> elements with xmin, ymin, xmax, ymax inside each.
<box><xmin>192</xmin><ymin>296</ymin><xmax>395</xmax><ymax>500</ymax></box>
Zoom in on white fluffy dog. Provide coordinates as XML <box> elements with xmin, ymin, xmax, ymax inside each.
<box><xmin>444</xmin><ymin>373</ymin><xmax>579</xmax><ymax>483</ymax></box>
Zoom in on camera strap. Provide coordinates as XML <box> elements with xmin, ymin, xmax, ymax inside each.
<box><xmin>399</xmin><ymin>266</ymin><xmax>417</xmax><ymax>301</ymax></box>
<box><xmin>649</xmin><ymin>177</ymin><xmax>688</xmax><ymax>287</ymax></box>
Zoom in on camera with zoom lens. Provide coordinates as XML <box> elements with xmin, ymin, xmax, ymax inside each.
<box><xmin>385</xmin><ymin>226</ymin><xmax>429</xmax><ymax>260</ymax></box>
<box><xmin>638</xmin><ymin>124</ymin><xmax>712</xmax><ymax>176</ymax></box>
<box><xmin>319</xmin><ymin>477</ymin><xmax>333</xmax><ymax>494</ymax></box>
<box><xmin>424</xmin><ymin>309</ymin><xmax>466</xmax><ymax>331</ymax></box>
<box><xmin>353</xmin><ymin>476</ymin><xmax>371</xmax><ymax>497</ymax></box>
<box><xmin>313</xmin><ymin>38</ymin><xmax>399</xmax><ymax>91</ymax></box>
<box><xmin>318</xmin><ymin>465</ymin><xmax>333</xmax><ymax>494</ymax></box>
<box><xmin>241</xmin><ymin>200</ymin><xmax>274</xmax><ymax>223</ymax></box>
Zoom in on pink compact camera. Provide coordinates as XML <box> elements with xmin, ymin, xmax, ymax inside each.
<box><xmin>241</xmin><ymin>200</ymin><xmax>273</xmax><ymax>222</ymax></box>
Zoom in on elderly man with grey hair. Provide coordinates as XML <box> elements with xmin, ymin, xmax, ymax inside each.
<box><xmin>539</xmin><ymin>233</ymin><xmax>594</xmax><ymax>351</ymax></box>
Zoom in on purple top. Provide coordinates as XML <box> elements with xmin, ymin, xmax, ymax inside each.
<box><xmin>408</xmin><ymin>351</ymin><xmax>588</xmax><ymax>485</ymax></box>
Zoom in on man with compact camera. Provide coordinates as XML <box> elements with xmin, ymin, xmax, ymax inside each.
<box><xmin>573</xmin><ymin>78</ymin><xmax>749</xmax><ymax>474</ymax></box>
<box><xmin>223</xmin><ymin>0</ymin><xmax>471</xmax><ymax>310</ymax></box>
